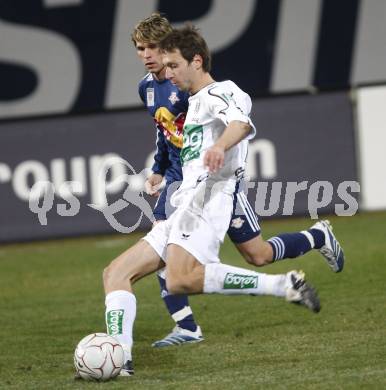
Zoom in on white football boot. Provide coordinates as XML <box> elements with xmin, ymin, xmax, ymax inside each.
<box><xmin>311</xmin><ymin>220</ymin><xmax>344</xmax><ymax>272</ymax></box>
<box><xmin>152</xmin><ymin>325</ymin><xmax>204</xmax><ymax>348</ymax></box>
<box><xmin>285</xmin><ymin>270</ymin><xmax>321</xmax><ymax>313</ymax></box>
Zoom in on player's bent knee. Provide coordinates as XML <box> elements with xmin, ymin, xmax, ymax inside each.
<box><xmin>235</xmin><ymin>235</ymin><xmax>275</xmax><ymax>267</ymax></box>
<box><xmin>103</xmin><ymin>257</ymin><xmax>136</xmax><ymax>292</ymax></box>
<box><xmin>247</xmin><ymin>253</ymin><xmax>273</xmax><ymax>267</ymax></box>
<box><xmin>166</xmin><ymin>274</ymin><xmax>190</xmax><ymax>295</ymax></box>
<box><xmin>238</xmin><ymin>241</ymin><xmax>273</xmax><ymax>267</ymax></box>
<box><xmin>102</xmin><ymin>262</ymin><xmax>114</xmax><ymax>284</ymax></box>
<box><xmin>103</xmin><ymin>261</ymin><xmax>124</xmax><ymax>290</ymax></box>
<box><xmin>165</xmin><ymin>276</ymin><xmax>182</xmax><ymax>294</ymax></box>
<box><xmin>166</xmin><ymin>244</ymin><xmax>205</xmax><ymax>294</ymax></box>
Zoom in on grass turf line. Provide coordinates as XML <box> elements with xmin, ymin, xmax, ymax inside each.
<box><xmin>0</xmin><ymin>212</ymin><xmax>385</xmax><ymax>389</ymax></box>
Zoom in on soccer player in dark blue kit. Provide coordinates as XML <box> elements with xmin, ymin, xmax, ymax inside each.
<box><xmin>131</xmin><ymin>13</ymin><xmax>344</xmax><ymax>349</ymax></box>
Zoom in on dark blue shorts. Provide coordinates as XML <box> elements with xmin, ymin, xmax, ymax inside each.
<box><xmin>227</xmin><ymin>191</ymin><xmax>261</xmax><ymax>243</ymax></box>
<box><xmin>152</xmin><ymin>182</ymin><xmax>260</xmax><ymax>244</ymax></box>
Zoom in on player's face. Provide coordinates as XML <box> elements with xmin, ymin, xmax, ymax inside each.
<box><xmin>135</xmin><ymin>40</ymin><xmax>165</xmax><ymax>78</ymax></box>
<box><xmin>163</xmin><ymin>50</ymin><xmax>195</xmax><ymax>92</ymax></box>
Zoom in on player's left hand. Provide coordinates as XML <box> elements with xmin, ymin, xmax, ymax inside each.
<box><xmin>145</xmin><ymin>173</ymin><xmax>163</xmax><ymax>197</ymax></box>
<box><xmin>204</xmin><ymin>145</ymin><xmax>225</xmax><ymax>173</ymax></box>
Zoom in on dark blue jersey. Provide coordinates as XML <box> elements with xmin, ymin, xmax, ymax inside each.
<box><xmin>138</xmin><ymin>73</ymin><xmax>189</xmax><ymax>183</ymax></box>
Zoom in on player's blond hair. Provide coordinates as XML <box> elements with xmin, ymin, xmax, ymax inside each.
<box><xmin>131</xmin><ymin>12</ymin><xmax>173</xmax><ymax>46</ymax></box>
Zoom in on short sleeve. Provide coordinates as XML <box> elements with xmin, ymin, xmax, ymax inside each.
<box><xmin>208</xmin><ymin>85</ymin><xmax>256</xmax><ymax>139</ymax></box>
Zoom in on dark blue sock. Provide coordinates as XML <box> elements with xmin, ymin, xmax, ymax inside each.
<box><xmin>268</xmin><ymin>232</ymin><xmax>313</xmax><ymax>260</ymax></box>
<box><xmin>157</xmin><ymin>274</ymin><xmax>197</xmax><ymax>332</ymax></box>
<box><xmin>309</xmin><ymin>229</ymin><xmax>325</xmax><ymax>249</ymax></box>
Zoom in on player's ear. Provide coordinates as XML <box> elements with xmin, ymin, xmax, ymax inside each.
<box><xmin>192</xmin><ymin>54</ymin><xmax>203</xmax><ymax>70</ymax></box>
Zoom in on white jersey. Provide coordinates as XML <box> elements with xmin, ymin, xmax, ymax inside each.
<box><xmin>148</xmin><ymin>82</ymin><xmax>257</xmax><ymax>253</ymax></box>
<box><xmin>179</xmin><ymin>80</ymin><xmax>256</xmax><ymax>193</ymax></box>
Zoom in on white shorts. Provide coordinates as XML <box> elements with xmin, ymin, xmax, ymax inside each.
<box><xmin>143</xmin><ymin>182</ymin><xmax>233</xmax><ymax>265</ymax></box>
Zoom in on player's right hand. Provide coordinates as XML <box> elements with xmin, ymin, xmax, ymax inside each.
<box><xmin>145</xmin><ymin>173</ymin><xmax>163</xmax><ymax>197</ymax></box>
<box><xmin>204</xmin><ymin>145</ymin><xmax>225</xmax><ymax>173</ymax></box>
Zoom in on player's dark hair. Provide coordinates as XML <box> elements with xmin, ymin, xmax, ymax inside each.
<box><xmin>159</xmin><ymin>25</ymin><xmax>212</xmax><ymax>72</ymax></box>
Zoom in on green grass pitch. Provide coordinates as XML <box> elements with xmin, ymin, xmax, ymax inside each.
<box><xmin>1</xmin><ymin>212</ymin><xmax>386</xmax><ymax>389</ymax></box>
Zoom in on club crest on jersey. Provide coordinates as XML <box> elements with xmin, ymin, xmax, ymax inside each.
<box><xmin>168</xmin><ymin>91</ymin><xmax>180</xmax><ymax>105</ymax></box>
<box><xmin>231</xmin><ymin>217</ymin><xmax>245</xmax><ymax>229</ymax></box>
<box><xmin>146</xmin><ymin>88</ymin><xmax>155</xmax><ymax>106</ymax></box>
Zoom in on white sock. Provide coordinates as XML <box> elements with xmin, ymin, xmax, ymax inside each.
<box><xmin>105</xmin><ymin>290</ymin><xmax>136</xmax><ymax>362</ymax></box>
<box><xmin>203</xmin><ymin>263</ymin><xmax>286</xmax><ymax>297</ymax></box>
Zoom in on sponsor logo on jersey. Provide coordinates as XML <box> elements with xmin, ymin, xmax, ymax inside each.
<box><xmin>181</xmin><ymin>124</ymin><xmax>203</xmax><ymax>164</ymax></box>
<box><xmin>181</xmin><ymin>233</ymin><xmax>190</xmax><ymax>240</ymax></box>
<box><xmin>224</xmin><ymin>273</ymin><xmax>258</xmax><ymax>289</ymax></box>
<box><xmin>168</xmin><ymin>91</ymin><xmax>180</xmax><ymax>105</ymax></box>
<box><xmin>106</xmin><ymin>309</ymin><xmax>124</xmax><ymax>335</ymax></box>
<box><xmin>146</xmin><ymin>88</ymin><xmax>155</xmax><ymax>106</ymax></box>
<box><xmin>231</xmin><ymin>217</ymin><xmax>245</xmax><ymax>229</ymax></box>
<box><xmin>154</xmin><ymin>107</ymin><xmax>184</xmax><ymax>148</ymax></box>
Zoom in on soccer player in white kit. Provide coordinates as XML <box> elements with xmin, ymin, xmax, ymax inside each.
<box><xmin>103</xmin><ymin>25</ymin><xmax>320</xmax><ymax>376</ymax></box>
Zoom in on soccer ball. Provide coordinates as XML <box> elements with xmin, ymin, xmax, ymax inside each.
<box><xmin>74</xmin><ymin>333</ymin><xmax>124</xmax><ymax>381</ymax></box>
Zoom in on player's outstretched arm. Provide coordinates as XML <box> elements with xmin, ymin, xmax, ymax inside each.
<box><xmin>204</xmin><ymin>120</ymin><xmax>251</xmax><ymax>173</ymax></box>
<box><xmin>152</xmin><ymin>129</ymin><xmax>170</xmax><ymax>175</ymax></box>
<box><xmin>147</xmin><ymin>130</ymin><xmax>170</xmax><ymax>196</ymax></box>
